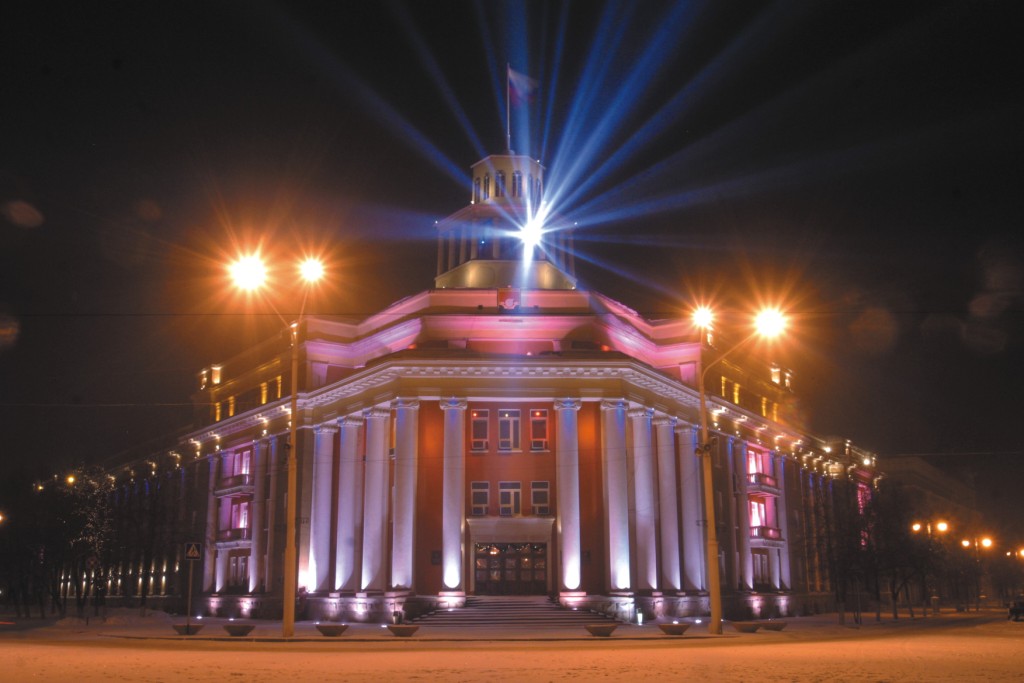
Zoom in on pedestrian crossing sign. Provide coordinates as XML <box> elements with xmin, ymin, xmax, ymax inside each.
<box><xmin>185</xmin><ymin>542</ymin><xmax>202</xmax><ymax>561</ymax></box>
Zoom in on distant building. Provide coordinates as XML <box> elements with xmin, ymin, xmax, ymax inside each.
<box><xmin>93</xmin><ymin>150</ymin><xmax>881</xmax><ymax>622</ymax></box>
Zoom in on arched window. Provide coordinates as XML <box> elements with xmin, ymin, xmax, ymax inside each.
<box><xmin>473</xmin><ymin>178</ymin><xmax>481</xmax><ymax>203</ymax></box>
<box><xmin>483</xmin><ymin>174</ymin><xmax>490</xmax><ymax>200</ymax></box>
<box><xmin>495</xmin><ymin>171</ymin><xmax>506</xmax><ymax>198</ymax></box>
<box><xmin>512</xmin><ymin>171</ymin><xmax>523</xmax><ymax>198</ymax></box>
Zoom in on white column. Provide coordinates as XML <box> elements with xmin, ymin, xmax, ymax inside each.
<box><xmin>601</xmin><ymin>399</ymin><xmax>631</xmax><ymax>592</ymax></box>
<box><xmin>629</xmin><ymin>406</ymin><xmax>658</xmax><ymax>592</ymax></box>
<box><xmin>335</xmin><ymin>415</ymin><xmax>364</xmax><ymax>592</ymax></box>
<box><xmin>264</xmin><ymin>439</ymin><xmax>280</xmax><ymax>592</ymax></box>
<box><xmin>654</xmin><ymin>416</ymin><xmax>681</xmax><ymax>592</ymax></box>
<box><xmin>309</xmin><ymin>423</ymin><xmax>337</xmax><ymax>593</ymax></box>
<box><xmin>391</xmin><ymin>399</ymin><xmax>419</xmax><ymax>591</ymax></box>
<box><xmin>441</xmin><ymin>399</ymin><xmax>467</xmax><ymax>592</ymax></box>
<box><xmin>734</xmin><ymin>440</ymin><xmax>753</xmax><ymax>590</ymax></box>
<box><xmin>676</xmin><ymin>424</ymin><xmax>704</xmax><ymax>591</ymax></box>
<box><xmin>775</xmin><ymin>453</ymin><xmax>792</xmax><ymax>590</ymax></box>
<box><xmin>202</xmin><ymin>455</ymin><xmax>218</xmax><ymax>592</ymax></box>
<box><xmin>360</xmin><ymin>406</ymin><xmax>391</xmax><ymax>592</ymax></box>
<box><xmin>554</xmin><ymin>399</ymin><xmax>582</xmax><ymax>593</ymax></box>
<box><xmin>249</xmin><ymin>439</ymin><xmax>268</xmax><ymax>593</ymax></box>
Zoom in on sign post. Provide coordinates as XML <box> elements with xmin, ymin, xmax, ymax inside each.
<box><xmin>184</xmin><ymin>542</ymin><xmax>202</xmax><ymax>634</ymax></box>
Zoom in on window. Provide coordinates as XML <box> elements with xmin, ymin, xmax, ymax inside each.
<box><xmin>274</xmin><ymin>376</ymin><xmax>283</xmax><ymax>400</ymax></box>
<box><xmin>214</xmin><ymin>402</ymin><xmax>222</xmax><ymax>422</ymax></box>
<box><xmin>229</xmin><ymin>555</ymin><xmax>248</xmax><ymax>588</ymax></box>
<box><xmin>260</xmin><ymin>381</ymin><xmax>268</xmax><ymax>405</ymax></box>
<box><xmin>473</xmin><ymin>178</ymin><xmax>481</xmax><ymax>203</ymax></box>
<box><xmin>529</xmin><ymin>409</ymin><xmax>548</xmax><ymax>451</ymax></box>
<box><xmin>231</xmin><ymin>501</ymin><xmax>249</xmax><ymax>530</ymax></box>
<box><xmin>471</xmin><ymin>410</ymin><xmax>489</xmax><ymax>451</ymax></box>
<box><xmin>233</xmin><ymin>449</ymin><xmax>251</xmax><ymax>477</ymax></box>
<box><xmin>228</xmin><ymin>396</ymin><xmax>236</xmax><ymax>417</ymax></box>
<box><xmin>499</xmin><ymin>482</ymin><xmax>521</xmax><ymax>516</ymax></box>
<box><xmin>498</xmin><ymin>409</ymin><xmax>521</xmax><ymax>451</ymax></box>
<box><xmin>749</xmin><ymin>498</ymin><xmax>766</xmax><ymax>527</ymax></box>
<box><xmin>531</xmin><ymin>481</ymin><xmax>550</xmax><ymax>515</ymax></box>
<box><xmin>495</xmin><ymin>171</ymin><xmax>505</xmax><ymax>197</ymax></box>
<box><xmin>512</xmin><ymin>171</ymin><xmax>523</xmax><ymax>197</ymax></box>
<box><xmin>471</xmin><ymin>481</ymin><xmax>489</xmax><ymax>516</ymax></box>
<box><xmin>482</xmin><ymin>173</ymin><xmax>490</xmax><ymax>200</ymax></box>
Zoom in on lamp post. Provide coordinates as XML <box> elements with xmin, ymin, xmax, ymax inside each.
<box><xmin>693</xmin><ymin>306</ymin><xmax>786</xmax><ymax>634</ymax></box>
<box><xmin>912</xmin><ymin>519</ymin><xmax>949</xmax><ymax>613</ymax></box>
<box><xmin>230</xmin><ymin>253</ymin><xmax>324</xmax><ymax>638</ymax></box>
<box><xmin>961</xmin><ymin>536</ymin><xmax>993</xmax><ymax>612</ymax></box>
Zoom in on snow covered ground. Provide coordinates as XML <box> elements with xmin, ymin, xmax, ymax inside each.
<box><xmin>2</xmin><ymin>608</ymin><xmax>1021</xmax><ymax>681</ymax></box>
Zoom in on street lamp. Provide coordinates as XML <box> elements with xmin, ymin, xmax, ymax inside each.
<box><xmin>693</xmin><ymin>305</ymin><xmax>786</xmax><ymax>634</ymax></box>
<box><xmin>229</xmin><ymin>252</ymin><xmax>325</xmax><ymax>638</ymax></box>
<box><xmin>961</xmin><ymin>535</ymin><xmax>994</xmax><ymax>611</ymax></box>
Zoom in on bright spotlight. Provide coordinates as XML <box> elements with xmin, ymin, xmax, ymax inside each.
<box><xmin>520</xmin><ymin>218</ymin><xmax>543</xmax><ymax>251</ymax></box>
<box><xmin>755</xmin><ymin>308</ymin><xmax>786</xmax><ymax>338</ymax></box>
<box><xmin>230</xmin><ymin>255</ymin><xmax>267</xmax><ymax>291</ymax></box>
<box><xmin>299</xmin><ymin>258</ymin><xmax>325</xmax><ymax>284</ymax></box>
<box><xmin>692</xmin><ymin>306</ymin><xmax>714</xmax><ymax>329</ymax></box>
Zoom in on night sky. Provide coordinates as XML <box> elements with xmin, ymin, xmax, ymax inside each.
<box><xmin>2</xmin><ymin>2</ymin><xmax>1022</xmax><ymax>530</ymax></box>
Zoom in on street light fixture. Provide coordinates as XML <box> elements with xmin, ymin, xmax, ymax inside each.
<box><xmin>693</xmin><ymin>305</ymin><xmax>786</xmax><ymax>635</ymax></box>
<box><xmin>229</xmin><ymin>252</ymin><xmax>325</xmax><ymax>638</ymax></box>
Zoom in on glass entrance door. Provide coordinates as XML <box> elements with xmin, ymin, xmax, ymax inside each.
<box><xmin>474</xmin><ymin>543</ymin><xmax>547</xmax><ymax>595</ymax></box>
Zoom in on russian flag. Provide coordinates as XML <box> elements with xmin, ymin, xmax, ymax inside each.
<box><xmin>508</xmin><ymin>67</ymin><xmax>538</xmax><ymax>106</ymax></box>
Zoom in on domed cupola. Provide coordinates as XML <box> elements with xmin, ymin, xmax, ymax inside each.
<box><xmin>434</xmin><ymin>152</ymin><xmax>577</xmax><ymax>291</ymax></box>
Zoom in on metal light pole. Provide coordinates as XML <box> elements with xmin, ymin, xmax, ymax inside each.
<box><xmin>229</xmin><ymin>254</ymin><xmax>324</xmax><ymax>639</ymax></box>
<box><xmin>282</xmin><ymin>321</ymin><xmax>300</xmax><ymax>637</ymax></box>
<box><xmin>693</xmin><ymin>306</ymin><xmax>786</xmax><ymax>635</ymax></box>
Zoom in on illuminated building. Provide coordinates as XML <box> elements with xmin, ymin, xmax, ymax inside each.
<box><xmin>101</xmin><ymin>149</ymin><xmax>878</xmax><ymax>622</ymax></box>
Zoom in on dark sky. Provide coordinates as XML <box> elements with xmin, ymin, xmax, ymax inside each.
<box><xmin>2</xmin><ymin>2</ymin><xmax>1022</xmax><ymax>526</ymax></box>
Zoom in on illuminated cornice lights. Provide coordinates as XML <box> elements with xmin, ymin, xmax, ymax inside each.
<box><xmin>229</xmin><ymin>254</ymin><xmax>267</xmax><ymax>291</ymax></box>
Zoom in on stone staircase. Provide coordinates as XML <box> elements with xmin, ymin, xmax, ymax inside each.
<box><xmin>410</xmin><ymin>595</ymin><xmax>620</xmax><ymax>628</ymax></box>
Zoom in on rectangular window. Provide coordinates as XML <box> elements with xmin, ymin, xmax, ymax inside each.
<box><xmin>232</xmin><ymin>501</ymin><xmax>249</xmax><ymax>530</ymax></box>
<box><xmin>760</xmin><ymin>396</ymin><xmax>768</xmax><ymax>417</ymax></box>
<box><xmin>471</xmin><ymin>410</ymin><xmax>489</xmax><ymax>451</ymax></box>
<box><xmin>531</xmin><ymin>481</ymin><xmax>550</xmax><ymax>515</ymax></box>
<box><xmin>275</xmin><ymin>376</ymin><xmax>283</xmax><ymax>400</ymax></box>
<box><xmin>499</xmin><ymin>481</ymin><xmax>521</xmax><ymax>516</ymax></box>
<box><xmin>235</xmin><ymin>449</ymin><xmax>251</xmax><ymax>476</ymax></box>
<box><xmin>529</xmin><ymin>409</ymin><xmax>548</xmax><ymax>451</ymax></box>
<box><xmin>227</xmin><ymin>396</ymin><xmax>236</xmax><ymax>417</ymax></box>
<box><xmin>260</xmin><ymin>381</ymin><xmax>268</xmax><ymax>405</ymax></box>
<box><xmin>732</xmin><ymin>383</ymin><xmax>741</xmax><ymax>404</ymax></box>
<box><xmin>471</xmin><ymin>481</ymin><xmax>489</xmax><ymax>516</ymax></box>
<box><xmin>498</xmin><ymin>409</ymin><xmax>521</xmax><ymax>451</ymax></box>
<box><xmin>214</xmin><ymin>402</ymin><xmax>222</xmax><ymax>422</ymax></box>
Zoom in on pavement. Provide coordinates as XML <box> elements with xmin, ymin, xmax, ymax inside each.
<box><xmin>1</xmin><ymin>607</ymin><xmax>1012</xmax><ymax>644</ymax></box>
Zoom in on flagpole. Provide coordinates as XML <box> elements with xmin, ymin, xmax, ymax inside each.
<box><xmin>506</xmin><ymin>63</ymin><xmax>512</xmax><ymax>153</ymax></box>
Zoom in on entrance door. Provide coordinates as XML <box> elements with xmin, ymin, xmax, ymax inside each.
<box><xmin>474</xmin><ymin>543</ymin><xmax>547</xmax><ymax>595</ymax></box>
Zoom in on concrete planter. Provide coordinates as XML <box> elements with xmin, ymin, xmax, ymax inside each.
<box><xmin>172</xmin><ymin>624</ymin><xmax>204</xmax><ymax>636</ymax></box>
<box><xmin>730</xmin><ymin>621</ymin><xmax>761</xmax><ymax>633</ymax></box>
<box><xmin>584</xmin><ymin>623</ymin><xmax>618</xmax><ymax>637</ymax></box>
<box><xmin>386</xmin><ymin>624</ymin><xmax>419</xmax><ymax>637</ymax></box>
<box><xmin>315</xmin><ymin>623</ymin><xmax>350</xmax><ymax>637</ymax></box>
<box><xmin>658</xmin><ymin>623</ymin><xmax>691</xmax><ymax>636</ymax></box>
<box><xmin>223</xmin><ymin>623</ymin><xmax>255</xmax><ymax>637</ymax></box>
<box><xmin>761</xmin><ymin>621</ymin><xmax>787</xmax><ymax>631</ymax></box>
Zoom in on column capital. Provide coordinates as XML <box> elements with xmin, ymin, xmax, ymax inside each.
<box><xmin>652</xmin><ymin>414</ymin><xmax>677</xmax><ymax>428</ymax></box>
<box><xmin>627</xmin><ymin>406</ymin><xmax>654</xmax><ymax>420</ymax></box>
<box><xmin>315</xmin><ymin>422</ymin><xmax>340</xmax><ymax>435</ymax></box>
<box><xmin>338</xmin><ymin>413</ymin><xmax>364</xmax><ymax>428</ymax></box>
<box><xmin>393</xmin><ymin>398</ymin><xmax>421</xmax><ymax>411</ymax></box>
<box><xmin>440</xmin><ymin>398</ymin><xmax>467</xmax><ymax>411</ymax></box>
<box><xmin>600</xmin><ymin>398</ymin><xmax>627</xmax><ymax>412</ymax></box>
<box><xmin>363</xmin><ymin>405</ymin><xmax>391</xmax><ymax>420</ymax></box>
<box><xmin>554</xmin><ymin>398</ymin><xmax>581</xmax><ymax>412</ymax></box>
<box><xmin>674</xmin><ymin>422</ymin><xmax>696</xmax><ymax>434</ymax></box>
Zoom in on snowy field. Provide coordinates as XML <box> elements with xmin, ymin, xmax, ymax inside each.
<box><xmin>2</xmin><ymin>609</ymin><xmax>1022</xmax><ymax>682</ymax></box>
